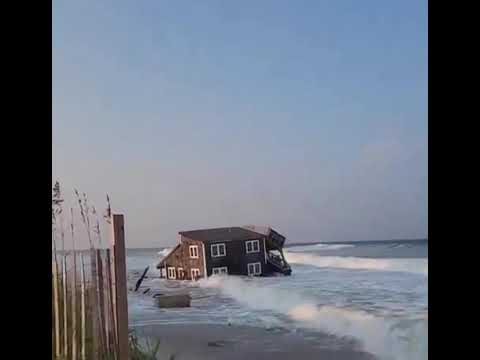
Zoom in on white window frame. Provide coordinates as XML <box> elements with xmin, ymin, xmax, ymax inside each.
<box><xmin>246</xmin><ymin>240</ymin><xmax>260</xmax><ymax>253</ymax></box>
<box><xmin>247</xmin><ymin>262</ymin><xmax>262</xmax><ymax>276</ymax></box>
<box><xmin>212</xmin><ymin>266</ymin><xmax>228</xmax><ymax>275</ymax></box>
<box><xmin>191</xmin><ymin>268</ymin><xmax>200</xmax><ymax>280</ymax></box>
<box><xmin>177</xmin><ymin>267</ymin><xmax>184</xmax><ymax>279</ymax></box>
<box><xmin>189</xmin><ymin>245</ymin><xmax>199</xmax><ymax>259</ymax></box>
<box><xmin>211</xmin><ymin>243</ymin><xmax>226</xmax><ymax>257</ymax></box>
<box><xmin>167</xmin><ymin>266</ymin><xmax>176</xmax><ymax>279</ymax></box>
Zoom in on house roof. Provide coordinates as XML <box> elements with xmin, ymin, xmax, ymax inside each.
<box><xmin>179</xmin><ymin>227</ymin><xmax>264</xmax><ymax>243</ymax></box>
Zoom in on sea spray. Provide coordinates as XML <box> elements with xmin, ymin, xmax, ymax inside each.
<box><xmin>284</xmin><ymin>252</ymin><xmax>428</xmax><ymax>276</ymax></box>
<box><xmin>287</xmin><ymin>244</ymin><xmax>356</xmax><ymax>252</ymax></box>
<box><xmin>199</xmin><ymin>276</ymin><xmax>427</xmax><ymax>360</ymax></box>
<box><xmin>157</xmin><ymin>248</ymin><xmax>172</xmax><ymax>257</ymax></box>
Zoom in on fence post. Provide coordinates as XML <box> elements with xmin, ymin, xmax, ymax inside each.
<box><xmin>112</xmin><ymin>214</ymin><xmax>129</xmax><ymax>360</ymax></box>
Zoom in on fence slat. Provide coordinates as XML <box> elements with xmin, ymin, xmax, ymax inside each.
<box><xmin>53</xmin><ymin>261</ymin><xmax>61</xmax><ymax>358</ymax></box>
<box><xmin>90</xmin><ymin>249</ymin><xmax>99</xmax><ymax>360</ymax></box>
<box><xmin>96</xmin><ymin>250</ymin><xmax>107</xmax><ymax>357</ymax></box>
<box><xmin>71</xmin><ymin>251</ymin><xmax>77</xmax><ymax>360</ymax></box>
<box><xmin>80</xmin><ymin>254</ymin><xmax>86</xmax><ymax>360</ymax></box>
<box><xmin>103</xmin><ymin>250</ymin><xmax>111</xmax><ymax>355</ymax></box>
<box><xmin>106</xmin><ymin>248</ymin><xmax>118</xmax><ymax>358</ymax></box>
<box><xmin>62</xmin><ymin>255</ymin><xmax>69</xmax><ymax>358</ymax></box>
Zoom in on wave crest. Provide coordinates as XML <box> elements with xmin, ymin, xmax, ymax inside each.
<box><xmin>285</xmin><ymin>252</ymin><xmax>428</xmax><ymax>276</ymax></box>
<box><xmin>198</xmin><ymin>276</ymin><xmax>427</xmax><ymax>360</ymax></box>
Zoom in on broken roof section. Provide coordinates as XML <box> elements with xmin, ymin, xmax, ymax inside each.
<box><xmin>157</xmin><ymin>243</ymin><xmax>181</xmax><ymax>268</ymax></box>
<box><xmin>179</xmin><ymin>226</ymin><xmax>263</xmax><ymax>243</ymax></box>
<box><xmin>241</xmin><ymin>225</ymin><xmax>272</xmax><ymax>236</ymax></box>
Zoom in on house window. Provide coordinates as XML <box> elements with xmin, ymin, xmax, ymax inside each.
<box><xmin>191</xmin><ymin>268</ymin><xmax>200</xmax><ymax>280</ymax></box>
<box><xmin>247</xmin><ymin>262</ymin><xmax>262</xmax><ymax>276</ymax></box>
<box><xmin>177</xmin><ymin>268</ymin><xmax>184</xmax><ymax>279</ymax></box>
<box><xmin>211</xmin><ymin>243</ymin><xmax>226</xmax><ymax>257</ymax></box>
<box><xmin>246</xmin><ymin>240</ymin><xmax>260</xmax><ymax>253</ymax></box>
<box><xmin>167</xmin><ymin>267</ymin><xmax>176</xmax><ymax>279</ymax></box>
<box><xmin>212</xmin><ymin>266</ymin><xmax>228</xmax><ymax>275</ymax></box>
<box><xmin>189</xmin><ymin>245</ymin><xmax>199</xmax><ymax>258</ymax></box>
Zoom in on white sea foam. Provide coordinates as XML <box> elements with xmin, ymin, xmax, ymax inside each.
<box><xmin>287</xmin><ymin>243</ymin><xmax>355</xmax><ymax>252</ymax></box>
<box><xmin>285</xmin><ymin>252</ymin><xmax>428</xmax><ymax>276</ymax></box>
<box><xmin>315</xmin><ymin>243</ymin><xmax>355</xmax><ymax>250</ymax></box>
<box><xmin>198</xmin><ymin>276</ymin><xmax>427</xmax><ymax>360</ymax></box>
<box><xmin>157</xmin><ymin>248</ymin><xmax>172</xmax><ymax>257</ymax></box>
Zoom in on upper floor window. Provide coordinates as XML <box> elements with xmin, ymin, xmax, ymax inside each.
<box><xmin>246</xmin><ymin>240</ymin><xmax>260</xmax><ymax>253</ymax></box>
<box><xmin>211</xmin><ymin>243</ymin><xmax>226</xmax><ymax>257</ymax></box>
<box><xmin>189</xmin><ymin>245</ymin><xmax>199</xmax><ymax>258</ymax></box>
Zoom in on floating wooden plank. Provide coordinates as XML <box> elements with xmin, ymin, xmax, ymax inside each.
<box><xmin>154</xmin><ymin>293</ymin><xmax>191</xmax><ymax>308</ymax></box>
<box><xmin>112</xmin><ymin>214</ymin><xmax>129</xmax><ymax>360</ymax></box>
<box><xmin>135</xmin><ymin>266</ymin><xmax>150</xmax><ymax>292</ymax></box>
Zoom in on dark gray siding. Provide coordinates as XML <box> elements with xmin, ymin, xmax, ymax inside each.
<box><xmin>204</xmin><ymin>237</ymin><xmax>269</xmax><ymax>276</ymax></box>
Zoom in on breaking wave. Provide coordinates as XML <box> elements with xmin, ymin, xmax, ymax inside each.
<box><xmin>199</xmin><ymin>276</ymin><xmax>427</xmax><ymax>360</ymax></box>
<box><xmin>316</xmin><ymin>244</ymin><xmax>354</xmax><ymax>249</ymax></box>
<box><xmin>157</xmin><ymin>248</ymin><xmax>172</xmax><ymax>257</ymax></box>
<box><xmin>287</xmin><ymin>243</ymin><xmax>355</xmax><ymax>252</ymax></box>
<box><xmin>285</xmin><ymin>252</ymin><xmax>428</xmax><ymax>276</ymax></box>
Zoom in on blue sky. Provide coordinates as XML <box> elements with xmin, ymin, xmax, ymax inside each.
<box><xmin>53</xmin><ymin>0</ymin><xmax>427</xmax><ymax>248</ymax></box>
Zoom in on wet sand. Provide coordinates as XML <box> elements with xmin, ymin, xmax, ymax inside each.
<box><xmin>132</xmin><ymin>323</ymin><xmax>376</xmax><ymax>360</ymax></box>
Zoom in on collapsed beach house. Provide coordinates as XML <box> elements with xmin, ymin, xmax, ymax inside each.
<box><xmin>157</xmin><ymin>226</ymin><xmax>291</xmax><ymax>280</ymax></box>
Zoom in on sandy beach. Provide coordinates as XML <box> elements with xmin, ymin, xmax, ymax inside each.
<box><xmin>133</xmin><ymin>323</ymin><xmax>376</xmax><ymax>360</ymax></box>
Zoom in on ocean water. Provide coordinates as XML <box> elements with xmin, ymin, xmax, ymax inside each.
<box><xmin>127</xmin><ymin>240</ymin><xmax>428</xmax><ymax>360</ymax></box>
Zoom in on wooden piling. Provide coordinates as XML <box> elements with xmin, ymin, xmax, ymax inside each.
<box><xmin>112</xmin><ymin>214</ymin><xmax>129</xmax><ymax>360</ymax></box>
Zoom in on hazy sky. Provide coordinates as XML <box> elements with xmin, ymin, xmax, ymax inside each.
<box><xmin>53</xmin><ymin>0</ymin><xmax>427</xmax><ymax>248</ymax></box>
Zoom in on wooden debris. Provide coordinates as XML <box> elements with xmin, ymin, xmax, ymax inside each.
<box><xmin>135</xmin><ymin>266</ymin><xmax>150</xmax><ymax>292</ymax></box>
<box><xmin>154</xmin><ymin>293</ymin><xmax>191</xmax><ymax>308</ymax></box>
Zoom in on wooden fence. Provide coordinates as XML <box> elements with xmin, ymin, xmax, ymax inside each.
<box><xmin>52</xmin><ymin>214</ymin><xmax>129</xmax><ymax>360</ymax></box>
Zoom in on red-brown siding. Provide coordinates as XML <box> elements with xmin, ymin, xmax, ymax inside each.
<box><xmin>161</xmin><ymin>236</ymin><xmax>206</xmax><ymax>280</ymax></box>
